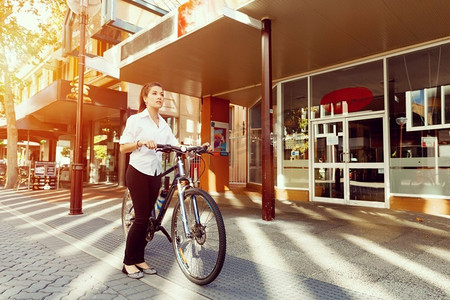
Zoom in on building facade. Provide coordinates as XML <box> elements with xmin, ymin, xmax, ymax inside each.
<box><xmin>248</xmin><ymin>41</ymin><xmax>450</xmax><ymax>215</ymax></box>
<box><xmin>100</xmin><ymin>0</ymin><xmax>450</xmax><ymax>215</ymax></box>
<box><xmin>3</xmin><ymin>0</ymin><xmax>449</xmax><ymax>215</ymax></box>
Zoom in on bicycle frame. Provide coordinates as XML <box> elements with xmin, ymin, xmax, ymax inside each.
<box><xmin>155</xmin><ymin>151</ymin><xmax>198</xmax><ymax>239</ymax></box>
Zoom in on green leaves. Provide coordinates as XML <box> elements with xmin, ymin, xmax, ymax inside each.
<box><xmin>0</xmin><ymin>0</ymin><xmax>67</xmax><ymax>188</ymax></box>
<box><xmin>0</xmin><ymin>0</ymin><xmax>66</xmax><ymax>73</ymax></box>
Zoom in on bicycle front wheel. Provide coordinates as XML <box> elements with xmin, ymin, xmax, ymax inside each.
<box><xmin>171</xmin><ymin>188</ymin><xmax>226</xmax><ymax>285</ymax></box>
<box><xmin>121</xmin><ymin>189</ymin><xmax>134</xmax><ymax>239</ymax></box>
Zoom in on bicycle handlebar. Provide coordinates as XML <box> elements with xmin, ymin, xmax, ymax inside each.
<box><xmin>156</xmin><ymin>144</ymin><xmax>210</xmax><ymax>155</ymax></box>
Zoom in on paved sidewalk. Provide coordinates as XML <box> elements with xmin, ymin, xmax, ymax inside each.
<box><xmin>0</xmin><ymin>184</ymin><xmax>449</xmax><ymax>299</ymax></box>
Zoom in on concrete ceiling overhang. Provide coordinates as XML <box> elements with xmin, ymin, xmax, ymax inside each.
<box><xmin>0</xmin><ymin>115</ymin><xmax>66</xmax><ymax>141</ymax></box>
<box><xmin>117</xmin><ymin>0</ymin><xmax>450</xmax><ymax>107</ymax></box>
<box><xmin>119</xmin><ymin>13</ymin><xmax>262</xmax><ymax>107</ymax></box>
<box><xmin>11</xmin><ymin>80</ymin><xmax>127</xmax><ymax>130</ymax></box>
<box><xmin>27</xmin><ymin>100</ymin><xmax>121</xmax><ymax>127</ymax></box>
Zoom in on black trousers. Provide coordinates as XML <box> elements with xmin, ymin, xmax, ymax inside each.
<box><xmin>123</xmin><ymin>165</ymin><xmax>161</xmax><ymax>265</ymax></box>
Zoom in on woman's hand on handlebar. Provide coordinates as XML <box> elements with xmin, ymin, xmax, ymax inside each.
<box><xmin>141</xmin><ymin>140</ymin><xmax>158</xmax><ymax>149</ymax></box>
<box><xmin>154</xmin><ymin>143</ymin><xmax>212</xmax><ymax>154</ymax></box>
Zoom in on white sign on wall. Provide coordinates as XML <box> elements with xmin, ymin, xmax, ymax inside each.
<box><xmin>421</xmin><ymin>136</ymin><xmax>436</xmax><ymax>148</ymax></box>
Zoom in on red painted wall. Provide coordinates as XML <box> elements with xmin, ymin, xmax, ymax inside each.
<box><xmin>200</xmin><ymin>96</ymin><xmax>230</xmax><ymax>192</ymax></box>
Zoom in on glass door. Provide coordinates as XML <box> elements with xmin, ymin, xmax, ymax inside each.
<box><xmin>312</xmin><ymin>119</ymin><xmax>346</xmax><ymax>203</ymax></box>
<box><xmin>312</xmin><ymin>114</ymin><xmax>386</xmax><ymax>206</ymax></box>
<box><xmin>347</xmin><ymin>115</ymin><xmax>385</xmax><ymax>205</ymax></box>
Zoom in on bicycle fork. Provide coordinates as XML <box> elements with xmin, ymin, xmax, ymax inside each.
<box><xmin>176</xmin><ymin>180</ymin><xmax>197</xmax><ymax>239</ymax></box>
<box><xmin>176</xmin><ymin>157</ymin><xmax>201</xmax><ymax>239</ymax></box>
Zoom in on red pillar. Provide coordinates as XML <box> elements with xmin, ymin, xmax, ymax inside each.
<box><xmin>261</xmin><ymin>18</ymin><xmax>275</xmax><ymax>221</ymax></box>
<box><xmin>200</xmin><ymin>96</ymin><xmax>230</xmax><ymax>192</ymax></box>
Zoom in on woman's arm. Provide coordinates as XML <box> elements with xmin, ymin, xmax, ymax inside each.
<box><xmin>120</xmin><ymin>141</ymin><xmax>142</xmax><ymax>153</ymax></box>
<box><xmin>120</xmin><ymin>140</ymin><xmax>159</xmax><ymax>153</ymax></box>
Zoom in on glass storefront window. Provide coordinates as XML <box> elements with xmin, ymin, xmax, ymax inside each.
<box><xmin>311</xmin><ymin>60</ymin><xmax>384</xmax><ymax>118</ymax></box>
<box><xmin>405</xmin><ymin>84</ymin><xmax>450</xmax><ymax>129</ymax></box>
<box><xmin>388</xmin><ymin>43</ymin><xmax>450</xmax><ymax>196</ymax></box>
<box><xmin>91</xmin><ymin>119</ymin><xmax>120</xmax><ymax>183</ymax></box>
<box><xmin>248</xmin><ymin>87</ymin><xmax>277</xmax><ymax>185</ymax></box>
<box><xmin>444</xmin><ymin>85</ymin><xmax>450</xmax><ymax>125</ymax></box>
<box><xmin>249</xmin><ymin>102</ymin><xmax>261</xmax><ymax>183</ymax></box>
<box><xmin>165</xmin><ymin>116</ymin><xmax>179</xmax><ymax>139</ymax></box>
<box><xmin>163</xmin><ymin>115</ymin><xmax>179</xmax><ymax>171</ymax></box>
<box><xmin>281</xmin><ymin>78</ymin><xmax>309</xmax><ymax>188</ymax></box>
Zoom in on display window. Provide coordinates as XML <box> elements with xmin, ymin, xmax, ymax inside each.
<box><xmin>388</xmin><ymin>43</ymin><xmax>450</xmax><ymax>196</ymax></box>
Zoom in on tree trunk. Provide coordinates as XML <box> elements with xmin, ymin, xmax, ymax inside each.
<box><xmin>2</xmin><ymin>67</ymin><xmax>18</xmax><ymax>189</ymax></box>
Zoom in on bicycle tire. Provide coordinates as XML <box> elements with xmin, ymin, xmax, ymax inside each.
<box><xmin>171</xmin><ymin>188</ymin><xmax>226</xmax><ymax>285</ymax></box>
<box><xmin>121</xmin><ymin>189</ymin><xmax>134</xmax><ymax>238</ymax></box>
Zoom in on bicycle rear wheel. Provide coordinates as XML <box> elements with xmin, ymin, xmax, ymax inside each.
<box><xmin>121</xmin><ymin>189</ymin><xmax>134</xmax><ymax>238</ymax></box>
<box><xmin>171</xmin><ymin>188</ymin><xmax>226</xmax><ymax>285</ymax></box>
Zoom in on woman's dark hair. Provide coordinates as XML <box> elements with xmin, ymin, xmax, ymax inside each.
<box><xmin>138</xmin><ymin>82</ymin><xmax>163</xmax><ymax>112</ymax></box>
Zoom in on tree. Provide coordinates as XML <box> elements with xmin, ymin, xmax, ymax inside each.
<box><xmin>0</xmin><ymin>0</ymin><xmax>66</xmax><ymax>188</ymax></box>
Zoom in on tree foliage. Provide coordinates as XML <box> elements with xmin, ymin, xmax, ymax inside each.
<box><xmin>0</xmin><ymin>0</ymin><xmax>67</xmax><ymax>188</ymax></box>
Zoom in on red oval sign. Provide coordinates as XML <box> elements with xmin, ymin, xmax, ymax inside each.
<box><xmin>321</xmin><ymin>87</ymin><xmax>373</xmax><ymax>114</ymax></box>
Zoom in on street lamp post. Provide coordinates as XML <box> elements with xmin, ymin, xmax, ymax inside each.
<box><xmin>67</xmin><ymin>0</ymin><xmax>101</xmax><ymax>215</ymax></box>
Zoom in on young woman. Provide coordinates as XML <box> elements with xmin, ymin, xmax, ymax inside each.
<box><xmin>119</xmin><ymin>82</ymin><xmax>178</xmax><ymax>279</ymax></box>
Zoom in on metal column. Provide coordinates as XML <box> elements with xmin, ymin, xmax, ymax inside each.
<box><xmin>261</xmin><ymin>18</ymin><xmax>275</xmax><ymax>221</ymax></box>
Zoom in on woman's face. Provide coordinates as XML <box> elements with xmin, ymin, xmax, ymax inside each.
<box><xmin>145</xmin><ymin>86</ymin><xmax>164</xmax><ymax>110</ymax></box>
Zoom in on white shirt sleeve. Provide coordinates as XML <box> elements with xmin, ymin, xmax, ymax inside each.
<box><xmin>119</xmin><ymin>115</ymin><xmax>137</xmax><ymax>144</ymax></box>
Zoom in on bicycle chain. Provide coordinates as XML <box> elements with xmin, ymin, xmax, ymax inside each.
<box><xmin>146</xmin><ymin>218</ymin><xmax>156</xmax><ymax>242</ymax></box>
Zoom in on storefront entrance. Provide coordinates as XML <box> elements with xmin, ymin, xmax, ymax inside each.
<box><xmin>312</xmin><ymin>113</ymin><xmax>387</xmax><ymax>207</ymax></box>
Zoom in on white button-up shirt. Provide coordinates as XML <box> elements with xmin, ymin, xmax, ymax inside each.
<box><xmin>119</xmin><ymin>110</ymin><xmax>178</xmax><ymax>176</ymax></box>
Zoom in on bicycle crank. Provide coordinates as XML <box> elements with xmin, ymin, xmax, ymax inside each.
<box><xmin>146</xmin><ymin>218</ymin><xmax>156</xmax><ymax>242</ymax></box>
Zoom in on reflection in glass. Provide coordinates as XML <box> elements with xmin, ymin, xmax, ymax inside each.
<box><xmin>314</xmin><ymin>122</ymin><xmax>343</xmax><ymax>163</ymax></box>
<box><xmin>349</xmin><ymin>168</ymin><xmax>384</xmax><ymax>202</ymax></box>
<box><xmin>92</xmin><ymin>118</ymin><xmax>121</xmax><ymax>183</ymax></box>
<box><xmin>249</xmin><ymin>101</ymin><xmax>261</xmax><ymax>183</ymax></box>
<box><xmin>249</xmin><ymin>128</ymin><xmax>261</xmax><ymax>183</ymax></box>
<box><xmin>445</xmin><ymin>85</ymin><xmax>450</xmax><ymax>124</ymax></box>
<box><xmin>282</xmin><ymin>78</ymin><xmax>309</xmax><ymax>188</ymax></box>
<box><xmin>407</xmin><ymin>87</ymin><xmax>443</xmax><ymax>127</ymax></box>
<box><xmin>388</xmin><ymin>44</ymin><xmax>450</xmax><ymax>197</ymax></box>
<box><xmin>311</xmin><ymin>60</ymin><xmax>384</xmax><ymax>119</ymax></box>
<box><xmin>348</xmin><ymin>118</ymin><xmax>383</xmax><ymax>163</ymax></box>
<box><xmin>314</xmin><ymin>168</ymin><xmax>344</xmax><ymax>199</ymax></box>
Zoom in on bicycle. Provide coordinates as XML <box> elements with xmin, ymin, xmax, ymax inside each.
<box><xmin>121</xmin><ymin>144</ymin><xmax>226</xmax><ymax>285</ymax></box>
<box><xmin>15</xmin><ymin>166</ymin><xmax>31</xmax><ymax>190</ymax></box>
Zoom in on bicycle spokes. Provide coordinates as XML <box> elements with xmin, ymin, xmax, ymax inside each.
<box><xmin>171</xmin><ymin>188</ymin><xmax>226</xmax><ymax>285</ymax></box>
<box><xmin>121</xmin><ymin>190</ymin><xmax>135</xmax><ymax>237</ymax></box>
